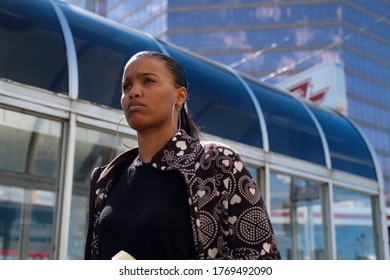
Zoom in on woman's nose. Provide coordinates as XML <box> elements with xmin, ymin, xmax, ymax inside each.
<box><xmin>129</xmin><ymin>85</ymin><xmax>140</xmax><ymax>98</ymax></box>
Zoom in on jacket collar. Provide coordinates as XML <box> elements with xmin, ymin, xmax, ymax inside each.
<box><xmin>97</xmin><ymin>129</ymin><xmax>199</xmax><ymax>184</ymax></box>
<box><xmin>151</xmin><ymin>129</ymin><xmax>199</xmax><ymax>170</ymax></box>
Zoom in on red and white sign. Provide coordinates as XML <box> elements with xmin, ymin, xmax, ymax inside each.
<box><xmin>275</xmin><ymin>61</ymin><xmax>348</xmax><ymax>114</ymax></box>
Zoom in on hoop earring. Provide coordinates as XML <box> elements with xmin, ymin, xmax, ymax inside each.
<box><xmin>172</xmin><ymin>103</ymin><xmax>181</xmax><ymax>131</ymax></box>
<box><xmin>177</xmin><ymin>107</ymin><xmax>181</xmax><ymax>131</ymax></box>
<box><xmin>116</xmin><ymin>116</ymin><xmax>132</xmax><ymax>148</ymax></box>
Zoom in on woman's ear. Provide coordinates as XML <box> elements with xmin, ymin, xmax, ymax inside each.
<box><xmin>176</xmin><ymin>87</ymin><xmax>187</xmax><ymax>108</ymax></box>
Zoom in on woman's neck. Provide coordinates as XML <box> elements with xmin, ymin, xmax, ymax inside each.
<box><xmin>136</xmin><ymin>128</ymin><xmax>176</xmax><ymax>163</ymax></box>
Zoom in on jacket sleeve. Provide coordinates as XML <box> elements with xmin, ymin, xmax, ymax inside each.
<box><xmin>223</xmin><ymin>151</ymin><xmax>281</xmax><ymax>260</ymax></box>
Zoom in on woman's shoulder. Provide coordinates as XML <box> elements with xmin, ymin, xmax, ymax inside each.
<box><xmin>92</xmin><ymin>147</ymin><xmax>139</xmax><ymax>182</ymax></box>
<box><xmin>200</xmin><ymin>140</ymin><xmax>240</xmax><ymax>156</ymax></box>
<box><xmin>197</xmin><ymin>140</ymin><xmax>246</xmax><ymax>167</ymax></box>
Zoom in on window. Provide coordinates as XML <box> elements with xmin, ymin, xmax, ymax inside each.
<box><xmin>270</xmin><ymin>172</ymin><xmax>326</xmax><ymax>259</ymax></box>
<box><xmin>333</xmin><ymin>187</ymin><xmax>376</xmax><ymax>259</ymax></box>
<box><xmin>0</xmin><ymin>108</ymin><xmax>62</xmax><ymax>259</ymax></box>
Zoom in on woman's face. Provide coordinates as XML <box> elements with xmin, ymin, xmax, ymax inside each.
<box><xmin>121</xmin><ymin>56</ymin><xmax>185</xmax><ymax>133</ymax></box>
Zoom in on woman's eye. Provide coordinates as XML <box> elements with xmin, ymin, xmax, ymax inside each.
<box><xmin>122</xmin><ymin>84</ymin><xmax>132</xmax><ymax>91</ymax></box>
<box><xmin>144</xmin><ymin>78</ymin><xmax>154</xmax><ymax>84</ymax></box>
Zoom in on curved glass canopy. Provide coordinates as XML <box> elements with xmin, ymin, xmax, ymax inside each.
<box><xmin>310</xmin><ymin>105</ymin><xmax>376</xmax><ymax>179</ymax></box>
<box><xmin>59</xmin><ymin>2</ymin><xmax>161</xmax><ymax>109</ymax></box>
<box><xmin>0</xmin><ymin>0</ymin><xmax>68</xmax><ymax>93</ymax></box>
<box><xmin>0</xmin><ymin>0</ymin><xmax>378</xmax><ymax>180</ymax></box>
<box><xmin>246</xmin><ymin>79</ymin><xmax>326</xmax><ymax>165</ymax></box>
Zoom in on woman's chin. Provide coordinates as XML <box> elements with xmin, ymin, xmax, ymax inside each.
<box><xmin>129</xmin><ymin>121</ymin><xmax>150</xmax><ymax>132</ymax></box>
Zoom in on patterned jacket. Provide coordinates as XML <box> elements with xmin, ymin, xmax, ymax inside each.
<box><xmin>85</xmin><ymin>130</ymin><xmax>280</xmax><ymax>260</ymax></box>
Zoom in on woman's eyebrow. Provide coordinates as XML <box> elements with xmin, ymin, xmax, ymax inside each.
<box><xmin>122</xmin><ymin>72</ymin><xmax>158</xmax><ymax>83</ymax></box>
<box><xmin>137</xmin><ymin>72</ymin><xmax>158</xmax><ymax>77</ymax></box>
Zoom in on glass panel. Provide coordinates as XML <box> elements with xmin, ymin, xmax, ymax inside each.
<box><xmin>169</xmin><ymin>26</ymin><xmax>339</xmax><ymax>53</ymax></box>
<box><xmin>68</xmin><ymin>126</ymin><xmax>136</xmax><ymax>259</ymax></box>
<box><xmin>168</xmin><ymin>3</ymin><xmax>338</xmax><ymax>29</ymax></box>
<box><xmin>248</xmin><ymin>81</ymin><xmax>325</xmax><ymax>165</ymax></box>
<box><xmin>0</xmin><ymin>0</ymin><xmax>68</xmax><ymax>93</ymax></box>
<box><xmin>119</xmin><ymin>0</ymin><xmax>167</xmax><ymax>35</ymax></box>
<box><xmin>0</xmin><ymin>108</ymin><xmax>62</xmax><ymax>259</ymax></box>
<box><xmin>292</xmin><ymin>178</ymin><xmax>325</xmax><ymax>260</ymax></box>
<box><xmin>333</xmin><ymin>187</ymin><xmax>376</xmax><ymax>260</ymax></box>
<box><xmin>0</xmin><ymin>187</ymin><xmax>55</xmax><ymax>260</ymax></box>
<box><xmin>270</xmin><ymin>172</ymin><xmax>292</xmax><ymax>259</ymax></box>
<box><xmin>0</xmin><ymin>109</ymin><xmax>62</xmax><ymax>177</ymax></box>
<box><xmin>67</xmin><ymin>194</ymin><xmax>88</xmax><ymax>260</ymax></box>
<box><xmin>0</xmin><ymin>186</ymin><xmax>22</xmax><ymax>259</ymax></box>
<box><xmin>163</xmin><ymin>43</ymin><xmax>262</xmax><ymax>148</ymax></box>
<box><xmin>310</xmin><ymin>106</ymin><xmax>376</xmax><ymax>179</ymax></box>
<box><xmin>246</xmin><ymin>166</ymin><xmax>259</xmax><ymax>186</ymax></box>
<box><xmin>270</xmin><ymin>172</ymin><xmax>325</xmax><ymax>259</ymax></box>
<box><xmin>29</xmin><ymin>190</ymin><xmax>55</xmax><ymax>259</ymax></box>
<box><xmin>59</xmin><ymin>2</ymin><xmax>161</xmax><ymax>109</ymax></box>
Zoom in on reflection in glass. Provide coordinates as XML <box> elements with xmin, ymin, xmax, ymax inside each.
<box><xmin>0</xmin><ymin>109</ymin><xmax>62</xmax><ymax>176</ymax></box>
<box><xmin>270</xmin><ymin>172</ymin><xmax>325</xmax><ymax>259</ymax></box>
<box><xmin>68</xmin><ymin>126</ymin><xmax>136</xmax><ymax>259</ymax></box>
<box><xmin>68</xmin><ymin>194</ymin><xmax>88</xmax><ymax>260</ymax></box>
<box><xmin>0</xmin><ymin>187</ymin><xmax>55</xmax><ymax>259</ymax></box>
<box><xmin>333</xmin><ymin>188</ymin><xmax>376</xmax><ymax>259</ymax></box>
<box><xmin>28</xmin><ymin>190</ymin><xmax>55</xmax><ymax>259</ymax></box>
<box><xmin>0</xmin><ymin>109</ymin><xmax>62</xmax><ymax>259</ymax></box>
<box><xmin>0</xmin><ymin>186</ymin><xmax>22</xmax><ymax>259</ymax></box>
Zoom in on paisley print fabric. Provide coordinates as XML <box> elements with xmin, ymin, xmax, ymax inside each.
<box><xmin>85</xmin><ymin>130</ymin><xmax>281</xmax><ymax>260</ymax></box>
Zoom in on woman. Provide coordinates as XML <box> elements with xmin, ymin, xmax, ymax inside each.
<box><xmin>84</xmin><ymin>51</ymin><xmax>280</xmax><ymax>260</ymax></box>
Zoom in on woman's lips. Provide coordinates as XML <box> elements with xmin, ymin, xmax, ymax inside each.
<box><xmin>127</xmin><ymin>101</ymin><xmax>145</xmax><ymax>112</ymax></box>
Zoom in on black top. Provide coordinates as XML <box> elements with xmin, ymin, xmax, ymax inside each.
<box><xmin>97</xmin><ymin>160</ymin><xmax>197</xmax><ymax>260</ymax></box>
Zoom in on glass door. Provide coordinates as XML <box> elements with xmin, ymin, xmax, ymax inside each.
<box><xmin>270</xmin><ymin>172</ymin><xmax>326</xmax><ymax>259</ymax></box>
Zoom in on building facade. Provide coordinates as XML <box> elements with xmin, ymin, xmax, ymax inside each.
<box><xmin>66</xmin><ymin>0</ymin><xmax>390</xmax><ymax>210</ymax></box>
